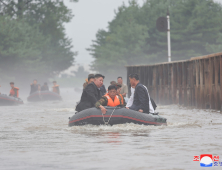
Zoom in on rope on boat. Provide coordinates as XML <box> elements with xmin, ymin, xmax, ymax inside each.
<box><xmin>102</xmin><ymin>107</ymin><xmax>117</xmax><ymax>125</ymax></box>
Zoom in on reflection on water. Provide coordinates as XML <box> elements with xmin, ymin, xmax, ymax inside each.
<box><xmin>0</xmin><ymin>88</ymin><xmax>222</xmax><ymax>170</ymax></box>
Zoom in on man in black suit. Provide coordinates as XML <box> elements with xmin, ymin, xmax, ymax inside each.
<box><xmin>126</xmin><ymin>73</ymin><xmax>156</xmax><ymax>114</ymax></box>
<box><xmin>76</xmin><ymin>74</ymin><xmax>105</xmax><ymax>112</ymax></box>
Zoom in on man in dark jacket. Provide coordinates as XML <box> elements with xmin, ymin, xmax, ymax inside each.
<box><xmin>76</xmin><ymin>74</ymin><xmax>105</xmax><ymax>112</ymax></box>
<box><xmin>30</xmin><ymin>79</ymin><xmax>38</xmax><ymax>94</ymax></box>
<box><xmin>127</xmin><ymin>73</ymin><xmax>155</xmax><ymax>113</ymax></box>
<box><xmin>41</xmin><ymin>82</ymin><xmax>49</xmax><ymax>91</ymax></box>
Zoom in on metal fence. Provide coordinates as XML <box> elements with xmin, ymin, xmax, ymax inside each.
<box><xmin>126</xmin><ymin>52</ymin><xmax>222</xmax><ymax>111</ymax></box>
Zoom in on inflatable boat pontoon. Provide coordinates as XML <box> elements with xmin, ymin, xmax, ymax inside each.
<box><xmin>0</xmin><ymin>94</ymin><xmax>23</xmax><ymax>106</ymax></box>
<box><xmin>27</xmin><ymin>91</ymin><xmax>62</xmax><ymax>102</ymax></box>
<box><xmin>69</xmin><ymin>107</ymin><xmax>167</xmax><ymax>126</ymax></box>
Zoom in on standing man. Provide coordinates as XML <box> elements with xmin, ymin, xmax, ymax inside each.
<box><xmin>41</xmin><ymin>82</ymin><xmax>49</xmax><ymax>91</ymax></box>
<box><xmin>9</xmin><ymin>82</ymin><xmax>19</xmax><ymax>98</ymax></box>
<box><xmin>76</xmin><ymin>74</ymin><xmax>105</xmax><ymax>112</ymax></box>
<box><xmin>52</xmin><ymin>81</ymin><xmax>60</xmax><ymax>95</ymax></box>
<box><xmin>117</xmin><ymin>77</ymin><xmax>128</xmax><ymax>97</ymax></box>
<box><xmin>30</xmin><ymin>79</ymin><xmax>38</xmax><ymax>94</ymax></box>
<box><xmin>126</xmin><ymin>73</ymin><xmax>154</xmax><ymax>114</ymax></box>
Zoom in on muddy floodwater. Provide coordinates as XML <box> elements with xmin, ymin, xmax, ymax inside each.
<box><xmin>0</xmin><ymin>88</ymin><xmax>222</xmax><ymax>170</ymax></box>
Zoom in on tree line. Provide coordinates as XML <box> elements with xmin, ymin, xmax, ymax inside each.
<box><xmin>88</xmin><ymin>0</ymin><xmax>222</xmax><ymax>76</ymax></box>
<box><xmin>0</xmin><ymin>0</ymin><xmax>77</xmax><ymax>84</ymax></box>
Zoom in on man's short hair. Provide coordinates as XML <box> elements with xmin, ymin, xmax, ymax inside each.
<box><xmin>115</xmin><ymin>83</ymin><xmax>122</xmax><ymax>88</ymax></box>
<box><xmin>95</xmin><ymin>74</ymin><xmax>105</xmax><ymax>79</ymax></box>
<box><xmin>110</xmin><ymin>81</ymin><xmax>116</xmax><ymax>85</ymax></box>
<box><xmin>129</xmin><ymin>73</ymin><xmax>139</xmax><ymax>80</ymax></box>
<box><xmin>117</xmin><ymin>77</ymin><xmax>122</xmax><ymax>79</ymax></box>
<box><xmin>44</xmin><ymin>82</ymin><xmax>48</xmax><ymax>85</ymax></box>
<box><xmin>88</xmin><ymin>74</ymin><xmax>95</xmax><ymax>81</ymax></box>
<box><xmin>53</xmin><ymin>81</ymin><xmax>57</xmax><ymax>83</ymax></box>
<box><xmin>108</xmin><ymin>85</ymin><xmax>117</xmax><ymax>91</ymax></box>
<box><xmin>10</xmin><ymin>82</ymin><xmax>14</xmax><ymax>85</ymax></box>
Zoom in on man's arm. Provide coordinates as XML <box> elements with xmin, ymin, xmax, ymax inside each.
<box><xmin>95</xmin><ymin>96</ymin><xmax>108</xmax><ymax>108</ymax></box>
<box><xmin>95</xmin><ymin>96</ymin><xmax>108</xmax><ymax>114</ymax></box>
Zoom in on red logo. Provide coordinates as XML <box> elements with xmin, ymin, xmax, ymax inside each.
<box><xmin>193</xmin><ymin>156</ymin><xmax>200</xmax><ymax>161</ymax></box>
<box><xmin>200</xmin><ymin>154</ymin><xmax>213</xmax><ymax>160</ymax></box>
<box><xmin>213</xmin><ymin>156</ymin><xmax>220</xmax><ymax>162</ymax></box>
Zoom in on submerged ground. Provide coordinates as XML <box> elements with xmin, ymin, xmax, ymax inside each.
<box><xmin>0</xmin><ymin>88</ymin><xmax>221</xmax><ymax>170</ymax></box>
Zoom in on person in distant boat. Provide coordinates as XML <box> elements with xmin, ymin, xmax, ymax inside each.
<box><xmin>126</xmin><ymin>73</ymin><xmax>156</xmax><ymax>114</ymax></box>
<box><xmin>38</xmin><ymin>84</ymin><xmax>41</xmax><ymax>92</ymax></box>
<box><xmin>83</xmin><ymin>74</ymin><xmax>95</xmax><ymax>89</ymax></box>
<box><xmin>30</xmin><ymin>79</ymin><xmax>38</xmax><ymax>94</ymax></box>
<box><xmin>76</xmin><ymin>74</ymin><xmax>104</xmax><ymax>112</ymax></box>
<box><xmin>52</xmin><ymin>81</ymin><xmax>60</xmax><ymax>95</ymax></box>
<box><xmin>117</xmin><ymin>76</ymin><xmax>128</xmax><ymax>97</ymax></box>
<box><xmin>9</xmin><ymin>82</ymin><xmax>19</xmax><ymax>98</ymax></box>
<box><xmin>41</xmin><ymin>82</ymin><xmax>49</xmax><ymax>91</ymax></box>
<box><xmin>95</xmin><ymin>85</ymin><xmax>125</xmax><ymax>114</ymax></box>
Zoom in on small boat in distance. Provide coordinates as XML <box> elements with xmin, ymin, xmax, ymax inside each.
<box><xmin>0</xmin><ymin>94</ymin><xmax>24</xmax><ymax>106</ymax></box>
<box><xmin>27</xmin><ymin>91</ymin><xmax>62</xmax><ymax>102</ymax></box>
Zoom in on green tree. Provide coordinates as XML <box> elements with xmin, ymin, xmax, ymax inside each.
<box><xmin>0</xmin><ymin>0</ymin><xmax>77</xmax><ymax>83</ymax></box>
<box><xmin>88</xmin><ymin>0</ymin><xmax>222</xmax><ymax>75</ymax></box>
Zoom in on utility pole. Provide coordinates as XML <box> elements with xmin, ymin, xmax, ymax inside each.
<box><xmin>167</xmin><ymin>9</ymin><xmax>171</xmax><ymax>62</ymax></box>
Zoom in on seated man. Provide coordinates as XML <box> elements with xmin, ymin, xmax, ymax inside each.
<box><xmin>9</xmin><ymin>82</ymin><xmax>19</xmax><ymax>98</ymax></box>
<box><xmin>126</xmin><ymin>73</ymin><xmax>154</xmax><ymax>114</ymax></box>
<box><xmin>41</xmin><ymin>82</ymin><xmax>49</xmax><ymax>91</ymax></box>
<box><xmin>95</xmin><ymin>85</ymin><xmax>125</xmax><ymax>114</ymax></box>
<box><xmin>30</xmin><ymin>79</ymin><xmax>38</xmax><ymax>94</ymax></box>
<box><xmin>76</xmin><ymin>74</ymin><xmax>105</xmax><ymax>112</ymax></box>
<box><xmin>52</xmin><ymin>81</ymin><xmax>60</xmax><ymax>95</ymax></box>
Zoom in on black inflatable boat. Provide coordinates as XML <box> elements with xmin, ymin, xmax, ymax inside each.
<box><xmin>0</xmin><ymin>94</ymin><xmax>24</xmax><ymax>106</ymax></box>
<box><xmin>69</xmin><ymin>107</ymin><xmax>167</xmax><ymax>126</ymax></box>
<box><xmin>27</xmin><ymin>91</ymin><xmax>62</xmax><ymax>102</ymax></box>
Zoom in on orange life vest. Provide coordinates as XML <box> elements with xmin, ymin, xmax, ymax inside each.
<box><xmin>119</xmin><ymin>94</ymin><xmax>124</xmax><ymax>103</ymax></box>
<box><xmin>104</xmin><ymin>94</ymin><xmax>120</xmax><ymax>107</ymax></box>
<box><xmin>9</xmin><ymin>87</ymin><xmax>19</xmax><ymax>98</ymax></box>
<box><xmin>52</xmin><ymin>85</ymin><xmax>59</xmax><ymax>94</ymax></box>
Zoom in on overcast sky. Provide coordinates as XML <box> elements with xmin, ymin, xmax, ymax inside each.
<box><xmin>64</xmin><ymin>0</ymin><xmax>222</xmax><ymax>66</ymax></box>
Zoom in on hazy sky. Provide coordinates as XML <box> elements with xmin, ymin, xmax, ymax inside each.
<box><xmin>64</xmin><ymin>0</ymin><xmax>222</xmax><ymax>66</ymax></box>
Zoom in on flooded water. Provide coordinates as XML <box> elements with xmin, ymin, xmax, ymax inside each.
<box><xmin>0</xmin><ymin>88</ymin><xmax>222</xmax><ymax>170</ymax></box>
